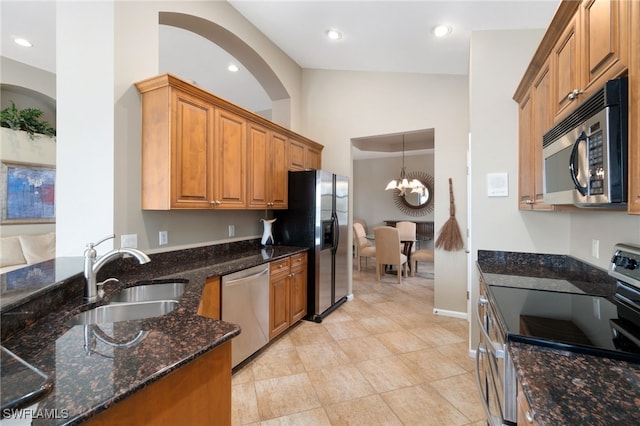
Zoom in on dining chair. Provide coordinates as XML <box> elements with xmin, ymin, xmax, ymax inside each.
<box><xmin>373</xmin><ymin>226</ymin><xmax>407</xmax><ymax>284</ymax></box>
<box><xmin>412</xmin><ymin>249</ymin><xmax>434</xmax><ymax>276</ymax></box>
<box><xmin>354</xmin><ymin>218</ymin><xmax>369</xmax><ymax>236</ymax></box>
<box><xmin>353</xmin><ymin>222</ymin><xmax>376</xmax><ymax>271</ymax></box>
<box><xmin>395</xmin><ymin>221</ymin><xmax>417</xmax><ymax>252</ymax></box>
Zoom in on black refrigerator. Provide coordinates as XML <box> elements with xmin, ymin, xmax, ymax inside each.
<box><xmin>274</xmin><ymin>170</ymin><xmax>349</xmax><ymax>322</ymax></box>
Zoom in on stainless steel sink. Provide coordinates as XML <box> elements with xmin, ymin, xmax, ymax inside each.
<box><xmin>66</xmin><ymin>300</ymin><xmax>179</xmax><ymax>326</ymax></box>
<box><xmin>109</xmin><ymin>282</ymin><xmax>186</xmax><ymax>303</ymax></box>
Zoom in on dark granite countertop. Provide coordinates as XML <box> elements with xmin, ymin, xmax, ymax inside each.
<box><xmin>1</xmin><ymin>241</ymin><xmax>306</xmax><ymax>425</ymax></box>
<box><xmin>477</xmin><ymin>250</ymin><xmax>640</xmax><ymax>425</ymax></box>
<box><xmin>477</xmin><ymin>250</ymin><xmax>616</xmax><ymax>296</ymax></box>
<box><xmin>510</xmin><ymin>341</ymin><xmax>640</xmax><ymax>425</ymax></box>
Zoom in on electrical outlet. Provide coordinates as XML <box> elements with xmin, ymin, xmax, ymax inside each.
<box><xmin>121</xmin><ymin>234</ymin><xmax>138</xmax><ymax>248</ymax></box>
<box><xmin>228</xmin><ymin>225</ymin><xmax>235</xmax><ymax>237</ymax></box>
<box><xmin>159</xmin><ymin>231</ymin><xmax>168</xmax><ymax>246</ymax></box>
<box><xmin>592</xmin><ymin>239</ymin><xmax>600</xmax><ymax>259</ymax></box>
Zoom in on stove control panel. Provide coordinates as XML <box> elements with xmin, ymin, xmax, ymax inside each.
<box><xmin>610</xmin><ymin>244</ymin><xmax>640</xmax><ymax>289</ymax></box>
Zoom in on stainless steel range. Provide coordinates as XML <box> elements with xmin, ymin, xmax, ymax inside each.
<box><xmin>475</xmin><ymin>244</ymin><xmax>640</xmax><ymax>426</ymax></box>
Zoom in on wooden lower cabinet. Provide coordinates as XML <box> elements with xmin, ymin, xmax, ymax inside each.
<box><xmin>517</xmin><ymin>383</ymin><xmax>535</xmax><ymax>425</ymax></box>
<box><xmin>269</xmin><ymin>257</ymin><xmax>291</xmax><ymax>339</ymax></box>
<box><xmin>85</xmin><ymin>341</ymin><xmax>232</xmax><ymax>426</ymax></box>
<box><xmin>198</xmin><ymin>276</ymin><xmax>221</xmax><ymax>320</ymax></box>
<box><xmin>290</xmin><ymin>253</ymin><xmax>308</xmax><ymax>323</ymax></box>
<box><xmin>269</xmin><ymin>253</ymin><xmax>308</xmax><ymax>339</ymax></box>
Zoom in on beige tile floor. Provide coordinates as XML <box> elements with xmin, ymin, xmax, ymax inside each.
<box><xmin>231</xmin><ymin>262</ymin><xmax>486</xmax><ymax>425</ymax></box>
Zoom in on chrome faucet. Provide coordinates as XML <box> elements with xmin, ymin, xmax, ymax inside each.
<box><xmin>83</xmin><ymin>235</ymin><xmax>151</xmax><ymax>302</ymax></box>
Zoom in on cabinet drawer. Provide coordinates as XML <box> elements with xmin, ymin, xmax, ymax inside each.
<box><xmin>270</xmin><ymin>258</ymin><xmax>290</xmax><ymax>277</ymax></box>
<box><xmin>290</xmin><ymin>252</ymin><xmax>307</xmax><ymax>272</ymax></box>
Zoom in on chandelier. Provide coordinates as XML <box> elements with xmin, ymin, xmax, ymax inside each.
<box><xmin>384</xmin><ymin>135</ymin><xmax>426</xmax><ymax>195</ymax></box>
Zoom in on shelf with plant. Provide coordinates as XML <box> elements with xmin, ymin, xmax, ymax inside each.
<box><xmin>0</xmin><ymin>101</ymin><xmax>56</xmax><ymax>139</ymax></box>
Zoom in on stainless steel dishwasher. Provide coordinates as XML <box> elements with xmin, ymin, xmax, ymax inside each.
<box><xmin>221</xmin><ymin>264</ymin><xmax>270</xmax><ymax>368</ymax></box>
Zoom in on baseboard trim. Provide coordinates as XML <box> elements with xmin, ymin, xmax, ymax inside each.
<box><xmin>432</xmin><ymin>308</ymin><xmax>468</xmax><ymax>320</ymax></box>
<box><xmin>346</xmin><ymin>293</ymin><xmax>354</xmax><ymax>301</ymax></box>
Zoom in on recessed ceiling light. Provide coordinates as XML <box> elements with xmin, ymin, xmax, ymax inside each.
<box><xmin>14</xmin><ymin>37</ymin><xmax>33</xmax><ymax>47</ymax></box>
<box><xmin>227</xmin><ymin>64</ymin><xmax>239</xmax><ymax>72</ymax></box>
<box><xmin>432</xmin><ymin>25</ymin><xmax>452</xmax><ymax>38</ymax></box>
<box><xmin>326</xmin><ymin>29</ymin><xmax>343</xmax><ymax>40</ymax></box>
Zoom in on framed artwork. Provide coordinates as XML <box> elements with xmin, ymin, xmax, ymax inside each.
<box><xmin>1</xmin><ymin>161</ymin><xmax>56</xmax><ymax>224</ymax></box>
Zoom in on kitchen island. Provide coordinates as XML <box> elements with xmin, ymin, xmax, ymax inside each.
<box><xmin>1</xmin><ymin>241</ymin><xmax>306</xmax><ymax>425</ymax></box>
<box><xmin>477</xmin><ymin>250</ymin><xmax>640</xmax><ymax>425</ymax></box>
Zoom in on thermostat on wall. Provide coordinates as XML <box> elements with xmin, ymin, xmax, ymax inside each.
<box><xmin>487</xmin><ymin>172</ymin><xmax>508</xmax><ymax>197</ymax></box>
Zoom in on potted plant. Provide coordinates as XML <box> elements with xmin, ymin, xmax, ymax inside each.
<box><xmin>0</xmin><ymin>101</ymin><xmax>56</xmax><ymax>139</ymax></box>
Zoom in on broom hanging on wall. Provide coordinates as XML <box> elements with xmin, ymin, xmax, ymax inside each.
<box><xmin>435</xmin><ymin>178</ymin><xmax>464</xmax><ymax>251</ymax></box>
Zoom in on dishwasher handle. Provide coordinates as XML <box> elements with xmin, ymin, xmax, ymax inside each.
<box><xmin>223</xmin><ymin>266</ymin><xmax>269</xmax><ymax>286</ymax></box>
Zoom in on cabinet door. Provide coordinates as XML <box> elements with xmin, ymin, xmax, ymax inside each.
<box><xmin>288</xmin><ymin>139</ymin><xmax>306</xmax><ymax>171</ymax></box>
<box><xmin>518</xmin><ymin>92</ymin><xmax>534</xmax><ymax>210</ymax></box>
<box><xmin>270</xmin><ymin>132</ymin><xmax>288</xmax><ymax>209</ymax></box>
<box><xmin>305</xmin><ymin>146</ymin><xmax>322</xmax><ymax>170</ymax></box>
<box><xmin>172</xmin><ymin>91</ymin><xmax>215</xmax><ymax>208</ymax></box>
<box><xmin>531</xmin><ymin>63</ymin><xmax>554</xmax><ymax>210</ymax></box>
<box><xmin>213</xmin><ymin>109</ymin><xmax>246</xmax><ymax>208</ymax></box>
<box><xmin>247</xmin><ymin>122</ymin><xmax>270</xmax><ymax>209</ymax></box>
<box><xmin>553</xmin><ymin>15</ymin><xmax>581</xmax><ymax>120</ymax></box>
<box><xmin>581</xmin><ymin>0</ymin><xmax>629</xmax><ymax>95</ymax></box>
<box><xmin>270</xmin><ymin>258</ymin><xmax>290</xmax><ymax>339</ymax></box>
<box><xmin>290</xmin><ymin>253</ymin><xmax>307</xmax><ymax>323</ymax></box>
<box><xmin>247</xmin><ymin>125</ymin><xmax>288</xmax><ymax>209</ymax></box>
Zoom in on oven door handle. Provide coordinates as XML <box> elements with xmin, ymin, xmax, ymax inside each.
<box><xmin>475</xmin><ymin>343</ymin><xmax>507</xmax><ymax>426</ymax></box>
<box><xmin>569</xmin><ymin>131</ymin><xmax>588</xmax><ymax>196</ymax></box>
<box><xmin>477</xmin><ymin>296</ymin><xmax>505</xmax><ymax>359</ymax></box>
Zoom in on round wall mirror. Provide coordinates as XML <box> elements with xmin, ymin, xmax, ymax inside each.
<box><xmin>392</xmin><ymin>171</ymin><xmax>434</xmax><ymax>216</ymax></box>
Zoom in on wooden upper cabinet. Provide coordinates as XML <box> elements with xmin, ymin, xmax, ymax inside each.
<box><xmin>531</xmin><ymin>63</ymin><xmax>554</xmax><ymax>209</ymax></box>
<box><xmin>288</xmin><ymin>138</ymin><xmax>323</xmax><ymax>171</ymax></box>
<box><xmin>518</xmin><ymin>92</ymin><xmax>534</xmax><ymax>209</ymax></box>
<box><xmin>306</xmin><ymin>146</ymin><xmax>322</xmax><ymax>170</ymax></box>
<box><xmin>136</xmin><ymin>80</ymin><xmax>215</xmax><ymax>210</ymax></box>
<box><xmin>519</xmin><ymin>61</ymin><xmax>554</xmax><ymax>211</ymax></box>
<box><xmin>580</xmin><ymin>0</ymin><xmax>629</xmax><ymax>96</ymax></box>
<box><xmin>136</xmin><ymin>74</ymin><xmax>323</xmax><ymax>210</ymax></box>
<box><xmin>247</xmin><ymin>122</ymin><xmax>288</xmax><ymax>209</ymax></box>
<box><xmin>213</xmin><ymin>109</ymin><xmax>247</xmax><ymax>208</ymax></box>
<box><xmin>553</xmin><ymin>15</ymin><xmax>581</xmax><ymax>119</ymax></box>
<box><xmin>173</xmin><ymin>90</ymin><xmax>215</xmax><ymax>208</ymax></box>
<box><xmin>288</xmin><ymin>139</ymin><xmax>306</xmax><ymax>171</ymax></box>
<box><xmin>553</xmin><ymin>0</ymin><xmax>629</xmax><ymax>120</ymax></box>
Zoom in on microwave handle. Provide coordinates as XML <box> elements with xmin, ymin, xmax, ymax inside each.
<box><xmin>569</xmin><ymin>131</ymin><xmax>588</xmax><ymax>196</ymax></box>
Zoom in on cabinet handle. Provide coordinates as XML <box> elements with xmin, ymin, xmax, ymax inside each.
<box><xmin>567</xmin><ymin>88</ymin><xmax>584</xmax><ymax>100</ymax></box>
<box><xmin>526</xmin><ymin>199</ymin><xmax>534</xmax><ymax>205</ymax></box>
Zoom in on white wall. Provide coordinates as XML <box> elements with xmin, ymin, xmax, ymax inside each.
<box><xmin>300</xmin><ymin>69</ymin><xmax>469</xmax><ymax>314</ymax></box>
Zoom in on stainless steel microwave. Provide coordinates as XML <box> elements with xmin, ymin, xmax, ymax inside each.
<box><xmin>542</xmin><ymin>77</ymin><xmax>628</xmax><ymax>207</ymax></box>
